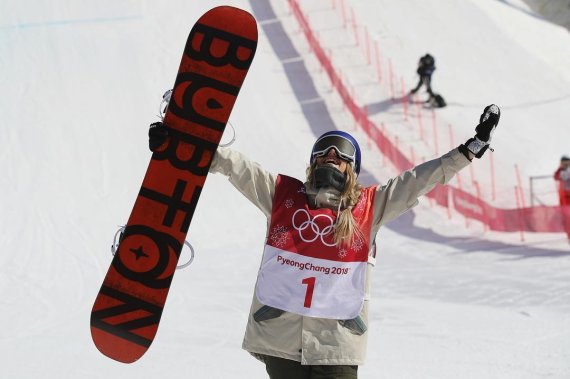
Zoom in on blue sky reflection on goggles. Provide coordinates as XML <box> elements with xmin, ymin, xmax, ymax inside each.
<box><xmin>311</xmin><ymin>135</ymin><xmax>357</xmax><ymax>163</ymax></box>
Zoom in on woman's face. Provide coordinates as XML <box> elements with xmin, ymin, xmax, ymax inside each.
<box><xmin>315</xmin><ymin>148</ymin><xmax>349</xmax><ymax>174</ymax></box>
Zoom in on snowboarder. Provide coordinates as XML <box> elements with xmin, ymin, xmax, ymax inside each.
<box><xmin>149</xmin><ymin>104</ymin><xmax>500</xmax><ymax>378</ymax></box>
<box><xmin>410</xmin><ymin>53</ymin><xmax>436</xmax><ymax>100</ymax></box>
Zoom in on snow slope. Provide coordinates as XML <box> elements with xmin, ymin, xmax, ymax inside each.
<box><xmin>0</xmin><ymin>0</ymin><xmax>569</xmax><ymax>378</ymax></box>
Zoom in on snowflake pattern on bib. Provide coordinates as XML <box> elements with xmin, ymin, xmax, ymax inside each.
<box><xmin>269</xmin><ymin>224</ymin><xmax>290</xmax><ymax>248</ymax></box>
<box><xmin>354</xmin><ymin>191</ymin><xmax>367</xmax><ymax>213</ymax></box>
<box><xmin>351</xmin><ymin>238</ymin><xmax>364</xmax><ymax>252</ymax></box>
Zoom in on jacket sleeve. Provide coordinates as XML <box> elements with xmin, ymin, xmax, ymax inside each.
<box><xmin>373</xmin><ymin>148</ymin><xmax>471</xmax><ymax>227</ymax></box>
<box><xmin>209</xmin><ymin>147</ymin><xmax>276</xmax><ymax>218</ymax></box>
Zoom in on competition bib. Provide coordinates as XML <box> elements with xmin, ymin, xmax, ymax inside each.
<box><xmin>255</xmin><ymin>175</ymin><xmax>375</xmax><ymax>319</ymax></box>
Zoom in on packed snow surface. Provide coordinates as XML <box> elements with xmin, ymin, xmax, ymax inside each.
<box><xmin>1</xmin><ymin>0</ymin><xmax>569</xmax><ymax>378</ymax></box>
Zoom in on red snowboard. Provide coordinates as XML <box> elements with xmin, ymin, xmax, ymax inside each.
<box><xmin>90</xmin><ymin>6</ymin><xmax>257</xmax><ymax>363</ymax></box>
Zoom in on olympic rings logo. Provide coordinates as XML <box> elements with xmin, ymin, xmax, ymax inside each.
<box><xmin>292</xmin><ymin>209</ymin><xmax>337</xmax><ymax>247</ymax></box>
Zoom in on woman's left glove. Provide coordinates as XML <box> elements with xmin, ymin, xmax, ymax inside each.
<box><xmin>148</xmin><ymin>122</ymin><xmax>169</xmax><ymax>152</ymax></box>
<box><xmin>462</xmin><ymin>104</ymin><xmax>501</xmax><ymax>159</ymax></box>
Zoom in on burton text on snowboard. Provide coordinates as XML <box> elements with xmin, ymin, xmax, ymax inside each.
<box><xmin>90</xmin><ymin>6</ymin><xmax>258</xmax><ymax>363</ymax></box>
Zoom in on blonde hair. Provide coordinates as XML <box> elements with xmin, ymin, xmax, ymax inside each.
<box><xmin>306</xmin><ymin>163</ymin><xmax>364</xmax><ymax>247</ymax></box>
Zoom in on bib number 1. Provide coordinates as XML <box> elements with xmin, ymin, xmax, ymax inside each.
<box><xmin>301</xmin><ymin>277</ymin><xmax>315</xmax><ymax>308</ymax></box>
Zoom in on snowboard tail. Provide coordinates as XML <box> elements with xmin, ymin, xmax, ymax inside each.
<box><xmin>90</xmin><ymin>6</ymin><xmax>257</xmax><ymax>363</ymax></box>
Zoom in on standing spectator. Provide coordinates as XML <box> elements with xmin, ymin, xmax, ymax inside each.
<box><xmin>409</xmin><ymin>53</ymin><xmax>436</xmax><ymax>98</ymax></box>
<box><xmin>554</xmin><ymin>156</ymin><xmax>570</xmax><ymax>205</ymax></box>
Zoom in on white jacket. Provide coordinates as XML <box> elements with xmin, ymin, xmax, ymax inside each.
<box><xmin>209</xmin><ymin>146</ymin><xmax>471</xmax><ymax>365</ymax></box>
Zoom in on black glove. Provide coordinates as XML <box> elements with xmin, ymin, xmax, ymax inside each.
<box><xmin>461</xmin><ymin>104</ymin><xmax>501</xmax><ymax>159</ymax></box>
<box><xmin>476</xmin><ymin>104</ymin><xmax>501</xmax><ymax>142</ymax></box>
<box><xmin>148</xmin><ymin>122</ymin><xmax>169</xmax><ymax>152</ymax></box>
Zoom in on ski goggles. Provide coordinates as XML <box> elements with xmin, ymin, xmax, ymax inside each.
<box><xmin>311</xmin><ymin>135</ymin><xmax>357</xmax><ymax>163</ymax></box>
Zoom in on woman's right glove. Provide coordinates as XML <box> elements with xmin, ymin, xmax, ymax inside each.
<box><xmin>148</xmin><ymin>122</ymin><xmax>169</xmax><ymax>151</ymax></box>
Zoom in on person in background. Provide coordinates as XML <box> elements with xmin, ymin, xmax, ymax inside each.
<box><xmin>554</xmin><ymin>156</ymin><xmax>570</xmax><ymax>205</ymax></box>
<box><xmin>149</xmin><ymin>104</ymin><xmax>500</xmax><ymax>379</ymax></box>
<box><xmin>409</xmin><ymin>53</ymin><xmax>436</xmax><ymax>99</ymax></box>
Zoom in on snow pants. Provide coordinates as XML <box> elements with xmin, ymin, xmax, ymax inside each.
<box><xmin>410</xmin><ymin>75</ymin><xmax>433</xmax><ymax>96</ymax></box>
<box><xmin>264</xmin><ymin>356</ymin><xmax>358</xmax><ymax>379</ymax></box>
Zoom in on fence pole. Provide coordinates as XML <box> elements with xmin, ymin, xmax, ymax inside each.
<box><xmin>395</xmin><ymin>136</ymin><xmax>400</xmax><ymax>167</ymax></box>
<box><xmin>366</xmin><ymin>27</ymin><xmax>371</xmax><ymax>64</ymax></box>
<box><xmin>474</xmin><ymin>181</ymin><xmax>488</xmax><ymax>232</ymax></box>
<box><xmin>351</xmin><ymin>85</ymin><xmax>357</xmax><ymax>130</ymax></box>
<box><xmin>515</xmin><ymin>164</ymin><xmax>527</xmax><ymax>208</ymax></box>
<box><xmin>366</xmin><ymin>109</ymin><xmax>372</xmax><ymax>150</ymax></box>
<box><xmin>449</xmin><ymin>124</ymin><xmax>463</xmax><ymax>190</ymax></box>
<box><xmin>401</xmin><ymin>77</ymin><xmax>408</xmax><ymax>121</ymax></box>
<box><xmin>340</xmin><ymin>0</ymin><xmax>347</xmax><ymax>27</ymax></box>
<box><xmin>515</xmin><ymin>185</ymin><xmax>525</xmax><ymax>242</ymax></box>
<box><xmin>446</xmin><ymin>190</ymin><xmax>452</xmax><ymax>220</ymax></box>
<box><xmin>350</xmin><ymin>8</ymin><xmax>359</xmax><ymax>45</ymax></box>
<box><xmin>375</xmin><ymin>41</ymin><xmax>382</xmax><ymax>84</ymax></box>
<box><xmin>388</xmin><ymin>58</ymin><xmax>395</xmax><ymax>100</ymax></box>
<box><xmin>432</xmin><ymin>109</ymin><xmax>439</xmax><ymax>156</ymax></box>
<box><xmin>416</xmin><ymin>102</ymin><xmax>424</xmax><ymax>142</ymax></box>
<box><xmin>381</xmin><ymin>122</ymin><xmax>387</xmax><ymax>166</ymax></box>
<box><xmin>490</xmin><ymin>152</ymin><xmax>496</xmax><ymax>201</ymax></box>
<box><xmin>448</xmin><ymin>124</ymin><xmax>454</xmax><ymax>148</ymax></box>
